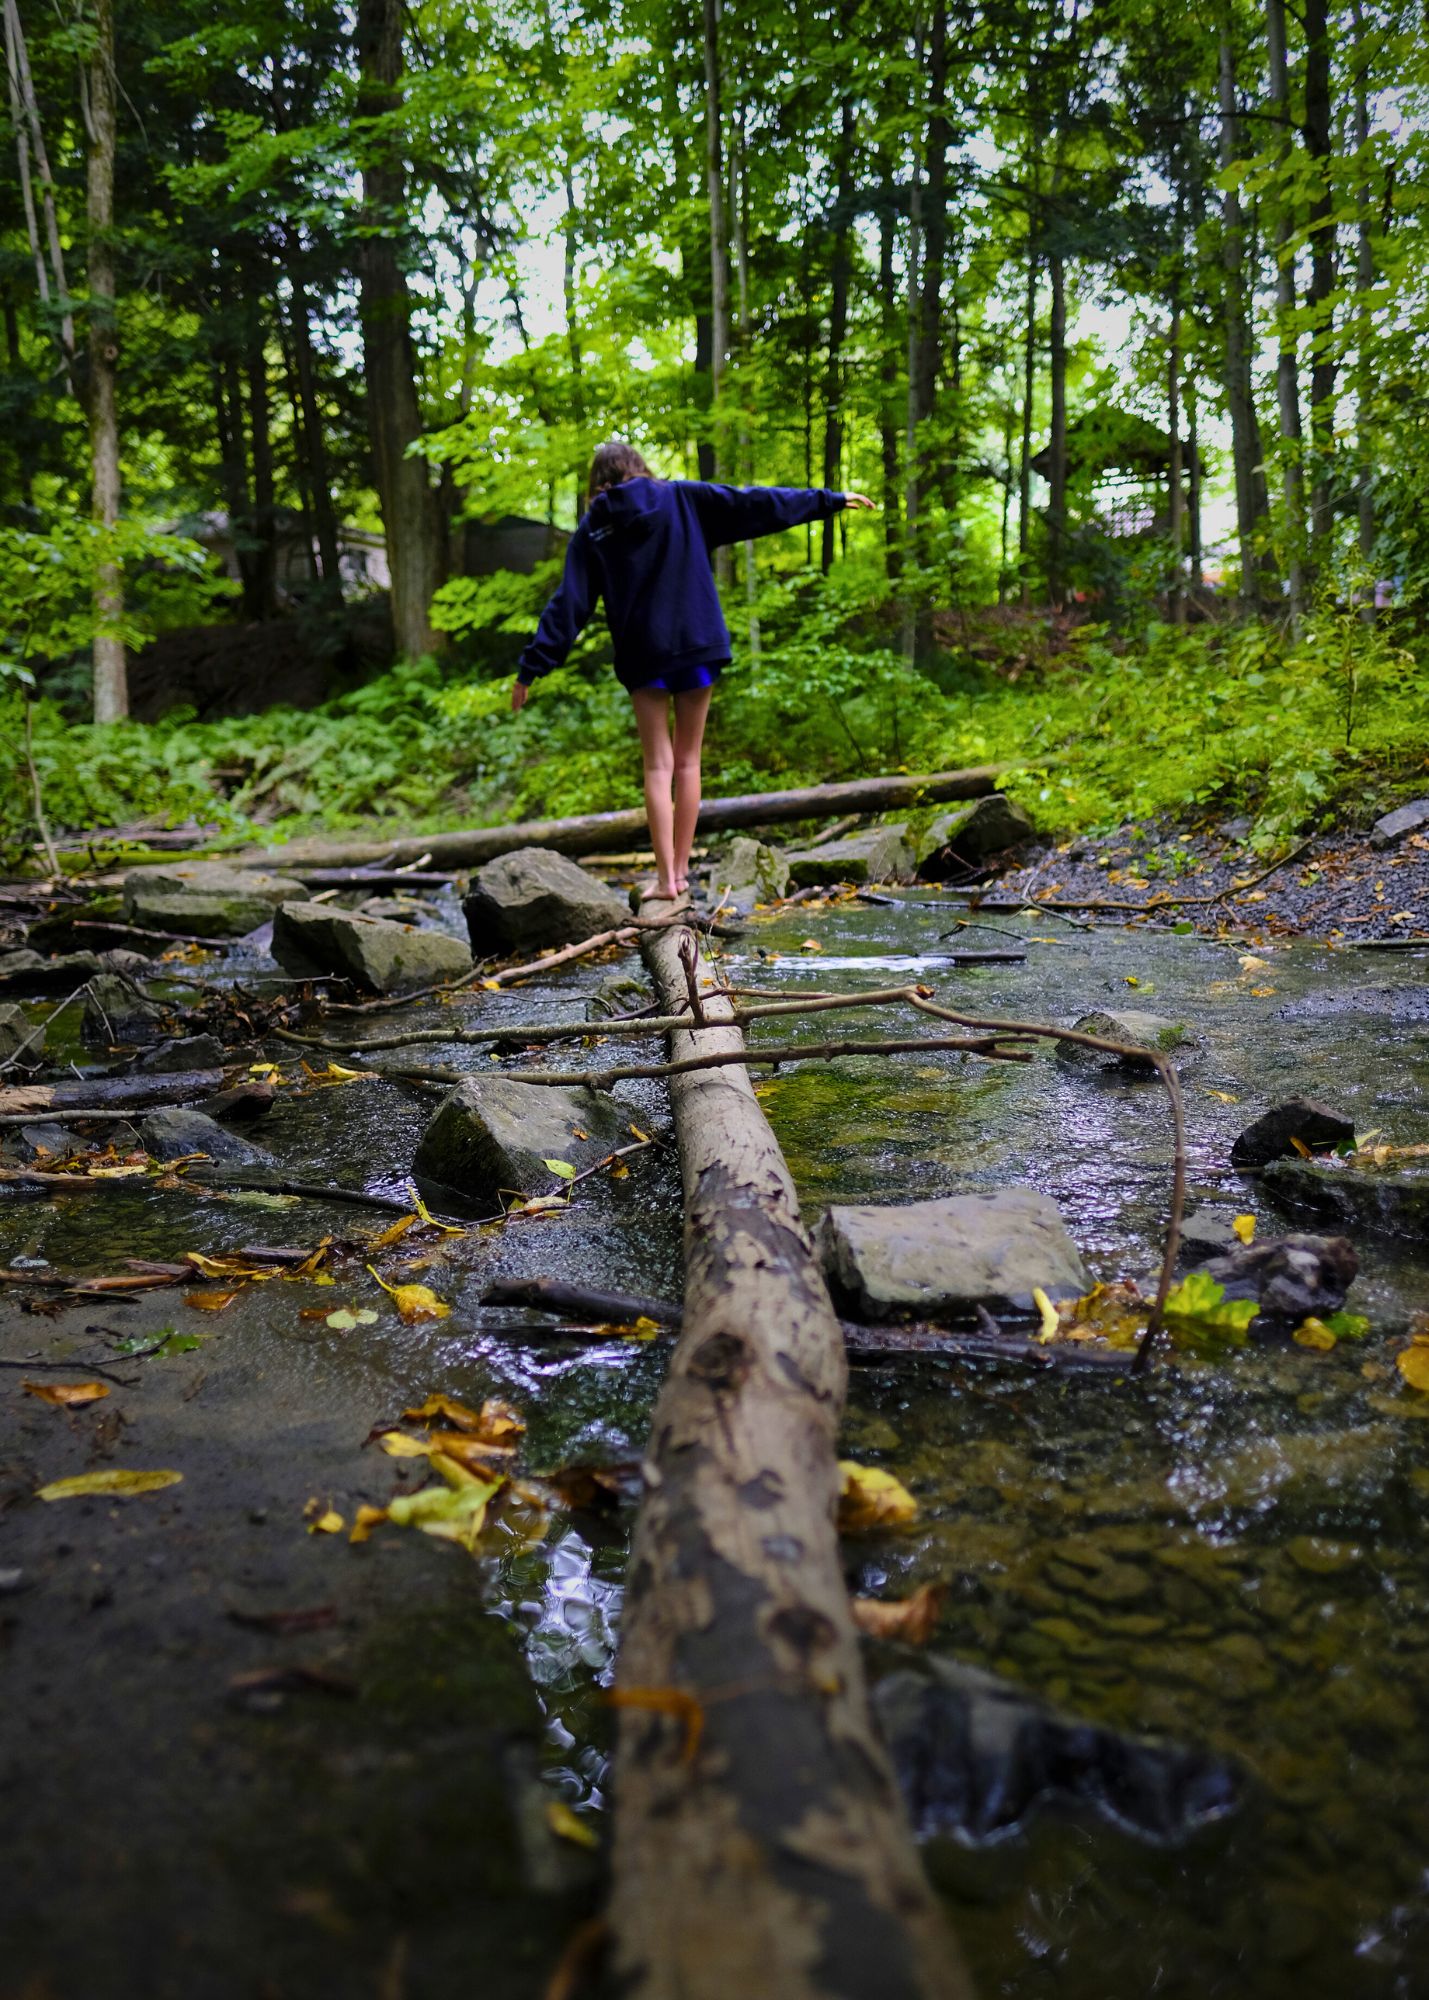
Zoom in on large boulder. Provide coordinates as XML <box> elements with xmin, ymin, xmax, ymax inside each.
<box><xmin>0</xmin><ymin>1003</ymin><xmax>44</xmax><ymax>1067</ymax></box>
<box><xmin>413</xmin><ymin>1073</ymin><xmax>630</xmax><ymax>1208</ymax></box>
<box><xmin>1055</xmin><ymin>1009</ymin><xmax>1191</xmax><ymax>1068</ymax></box>
<box><xmin>817</xmin><ymin>1188</ymin><xmax>1089</xmax><ymax>1320</ymax></box>
<box><xmin>139</xmin><ymin>1106</ymin><xmax>273</xmax><ymax>1166</ymax></box>
<box><xmin>783</xmin><ymin>825</ymin><xmax>915</xmax><ymax>889</ymax></box>
<box><xmin>912</xmin><ymin>794</ymin><xmax>1034</xmax><ymax>874</ymax></box>
<box><xmin>1369</xmin><ymin>798</ymin><xmax>1429</xmax><ymax>850</ymax></box>
<box><xmin>463</xmin><ymin>848</ymin><xmax>629</xmax><ymax>954</ymax></box>
<box><xmin>271</xmin><ymin>903</ymin><xmax>471</xmax><ymax>994</ymax></box>
<box><xmin>123</xmin><ymin>862</ymin><xmax>311</xmax><ymax>939</ymax></box>
<box><xmin>1263</xmin><ymin>1155</ymin><xmax>1429</xmax><ymax>1241</ymax></box>
<box><xmin>1230</xmin><ymin>1096</ymin><xmax>1355</xmax><ymax>1169</ymax></box>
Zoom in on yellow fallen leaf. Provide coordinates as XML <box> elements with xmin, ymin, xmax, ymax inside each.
<box><xmin>304</xmin><ymin>1500</ymin><xmax>345</xmax><ymax>1534</ymax></box>
<box><xmin>610</xmin><ymin>1160</ymin><xmax>630</xmax><ymax>1180</ymax></box>
<box><xmin>22</xmin><ymin>1380</ymin><xmax>110</xmax><ymax>1408</ymax></box>
<box><xmin>1238</xmin><ymin>955</ymin><xmax>1270</xmax><ymax>972</ymax></box>
<box><xmin>546</xmin><ymin>1801</ymin><xmax>599</xmax><ymax>1851</ymax></box>
<box><xmin>1032</xmin><ymin>1287</ymin><xmax>1060</xmax><ymax>1342</ymax></box>
<box><xmin>183</xmin><ymin>1251</ymin><xmax>276</xmax><ymax>1281</ymax></box>
<box><xmin>385</xmin><ymin>1473</ymin><xmax>502</xmax><ymax>1551</ymax></box>
<box><xmin>402</xmin><ymin>1393</ymin><xmax>523</xmax><ymax>1441</ymax></box>
<box><xmin>405</xmin><ymin>1183</ymin><xmax>465</xmax><ymax>1234</ymax></box>
<box><xmin>188</xmin><ymin>1288</ymin><xmax>243</xmax><ymax>1312</ymax></box>
<box><xmin>1290</xmin><ymin>1136</ymin><xmax>1314</xmax><ymax>1160</ymax></box>
<box><xmin>480</xmin><ymin>977</ymin><xmax>502</xmax><ymax>990</ymax></box>
<box><xmin>1203</xmin><ymin>1088</ymin><xmax>1239</xmax><ymax>1104</ymax></box>
<box><xmin>37</xmin><ymin>1467</ymin><xmax>181</xmax><ymax>1501</ymax></box>
<box><xmin>368</xmin><ymin>1213</ymin><xmax>417</xmax><ymax>1250</ymax></box>
<box><xmin>800</xmin><ymin>937</ymin><xmax>823</xmax><ymax>952</ymax></box>
<box><xmin>350</xmin><ymin>1503</ymin><xmax>388</xmax><ymax>1544</ymax></box>
<box><xmin>589</xmin><ymin>1316</ymin><xmax>662</xmax><ymax>1341</ymax></box>
<box><xmin>628</xmin><ymin>1125</ymin><xmax>651</xmax><ymax>1143</ymax></box>
<box><xmin>248</xmin><ymin>1062</ymin><xmax>280</xmax><ymax>1076</ymax></box>
<box><xmin>1250</xmin><ymin>986</ymin><xmax>1276</xmax><ymax>998</ymax></box>
<box><xmin>377</xmin><ymin>1430</ymin><xmax>433</xmax><ymax>1459</ymax></box>
<box><xmin>850</xmin><ymin>1582</ymin><xmax>946</xmax><ymax>1645</ymax></box>
<box><xmin>366</xmin><ymin>1265</ymin><xmax>450</xmax><ymax>1321</ymax></box>
<box><xmin>89</xmin><ymin>1164</ymin><xmax>150</xmax><ymax>1179</ymax></box>
<box><xmin>1397</xmin><ymin>1346</ymin><xmax>1429</xmax><ymax>1393</ymax></box>
<box><xmin>1294</xmin><ymin>1318</ymin><xmax>1337</xmax><ymax>1351</ymax></box>
<box><xmin>1233</xmin><ymin>1214</ymin><xmax>1256</xmax><ymax>1245</ymax></box>
<box><xmin>837</xmin><ymin>1461</ymin><xmax>918</xmax><ymax>1532</ymax></box>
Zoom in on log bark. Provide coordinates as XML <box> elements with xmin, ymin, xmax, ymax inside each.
<box><xmin>0</xmin><ymin>1070</ymin><xmax>224</xmax><ymax>1118</ymax></box>
<box><xmin>224</xmin><ymin>764</ymin><xmax>1008</xmax><ymax>870</ymax></box>
<box><xmin>607</xmin><ymin>912</ymin><xmax>970</xmax><ymax>2000</ymax></box>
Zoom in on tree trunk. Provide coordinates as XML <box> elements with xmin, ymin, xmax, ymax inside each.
<box><xmin>1303</xmin><ymin>0</ymin><xmax>1336</xmax><ymax>559</ymax></box>
<box><xmin>246</xmin><ymin>324</ymin><xmax>277</xmax><ymax>620</ymax></box>
<box><xmin>733</xmin><ymin>106</ymin><xmax>759</xmax><ymax>656</ymax></box>
<box><xmin>229</xmin><ymin>763</ymin><xmax>1009</xmax><ymax>870</ymax></box>
<box><xmin>1017</xmin><ymin>240</ymin><xmax>1037</xmax><ymax>611</ymax></box>
<box><xmin>702</xmin><ymin>0</ymin><xmax>730</xmax><ymax>490</ymax></box>
<box><xmin>354</xmin><ymin>0</ymin><xmax>444</xmax><ymax>658</ymax></box>
<box><xmin>878</xmin><ymin>164</ymin><xmax>903</xmax><ymax>583</ymax></box>
<box><xmin>87</xmin><ymin>0</ymin><xmax>125</xmax><ymax>722</ymax></box>
<box><xmin>909</xmin><ymin>2</ymin><xmax>946</xmax><ymax>655</ymax></box>
<box><xmin>608</xmin><ymin>915</ymin><xmax>972</xmax><ymax>2000</ymax></box>
<box><xmin>1046</xmin><ymin>249</ymin><xmax>1067</xmax><ymax>611</ymax></box>
<box><xmin>1168</xmin><ymin>300</ymin><xmax>1185</xmax><ymax>624</ymax></box>
<box><xmin>284</xmin><ymin>234</ymin><xmax>342</xmax><ymax>598</ymax></box>
<box><xmin>3</xmin><ymin>0</ymin><xmax>76</xmax><ymax>378</ymax></box>
<box><xmin>821</xmin><ymin>89</ymin><xmax>855</xmax><ymax>573</ymax></box>
<box><xmin>1352</xmin><ymin>0</ymin><xmax>1375</xmax><ymax>574</ymax></box>
<box><xmin>1217</xmin><ymin>16</ymin><xmax>1272</xmax><ymax>610</ymax></box>
<box><xmin>1266</xmin><ymin>0</ymin><xmax>1307</xmax><ymax>626</ymax></box>
<box><xmin>1188</xmin><ymin>377</ymin><xmax>1203</xmax><ymax>587</ymax></box>
<box><xmin>562</xmin><ymin>159</ymin><xmax>585</xmax><ymax>519</ymax></box>
<box><xmin>901</xmin><ymin>88</ymin><xmax>923</xmax><ymax>663</ymax></box>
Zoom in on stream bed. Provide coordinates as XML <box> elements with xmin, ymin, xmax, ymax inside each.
<box><xmin>3</xmin><ymin>893</ymin><xmax>1427</xmax><ymax>1998</ymax></box>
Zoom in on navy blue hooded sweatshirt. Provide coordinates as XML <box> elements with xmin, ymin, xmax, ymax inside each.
<box><xmin>516</xmin><ymin>477</ymin><xmax>846</xmax><ymax>689</ymax></box>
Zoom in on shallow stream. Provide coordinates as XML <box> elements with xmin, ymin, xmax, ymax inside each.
<box><xmin>5</xmin><ymin>896</ymin><xmax>1428</xmax><ymax>1997</ymax></box>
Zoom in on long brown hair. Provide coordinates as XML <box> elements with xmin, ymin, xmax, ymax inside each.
<box><xmin>587</xmin><ymin>439</ymin><xmax>654</xmax><ymax>500</ymax></box>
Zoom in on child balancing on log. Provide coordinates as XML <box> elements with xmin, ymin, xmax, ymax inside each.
<box><xmin>510</xmin><ymin>439</ymin><xmax>875</xmax><ymax>902</ymax></box>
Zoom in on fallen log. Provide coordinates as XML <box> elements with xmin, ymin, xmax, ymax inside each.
<box><xmin>606</xmin><ymin>910</ymin><xmax>969</xmax><ymax>2000</ymax></box>
<box><xmin>222</xmin><ymin>763</ymin><xmax>1010</xmax><ymax>871</ymax></box>
<box><xmin>0</xmin><ymin>1068</ymin><xmax>225</xmax><ymax>1117</ymax></box>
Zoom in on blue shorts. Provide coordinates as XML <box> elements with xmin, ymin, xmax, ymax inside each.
<box><xmin>633</xmin><ymin>661</ymin><xmax>725</xmax><ymax>695</ymax></box>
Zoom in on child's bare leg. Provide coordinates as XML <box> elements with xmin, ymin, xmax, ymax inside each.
<box><xmin>631</xmin><ymin>688</ymin><xmax>678</xmax><ymax>898</ymax></box>
<box><xmin>671</xmin><ymin>686</ymin><xmax>713</xmax><ymax>892</ymax></box>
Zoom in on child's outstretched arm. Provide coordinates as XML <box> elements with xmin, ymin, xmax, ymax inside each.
<box><xmin>687</xmin><ymin>481</ymin><xmax>875</xmax><ymax>550</ymax></box>
<box><xmin>511</xmin><ymin>526</ymin><xmax>599</xmax><ymax>711</ymax></box>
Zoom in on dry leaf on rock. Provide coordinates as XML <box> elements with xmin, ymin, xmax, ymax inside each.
<box><xmin>1397</xmin><ymin>1344</ymin><xmax>1429</xmax><ymax>1394</ymax></box>
<box><xmin>37</xmin><ymin>1467</ymin><xmax>181</xmax><ymax>1501</ymax></box>
<box><xmin>402</xmin><ymin>1393</ymin><xmax>524</xmax><ymax>1443</ymax></box>
<box><xmin>385</xmin><ymin>1473</ymin><xmax>503</xmax><ymax>1552</ymax></box>
<box><xmin>837</xmin><ymin>1460</ymin><xmax>918</xmax><ymax>1532</ymax></box>
<box><xmin>22</xmin><ymin>1380</ymin><xmax>110</xmax><ymax>1408</ymax></box>
<box><xmin>303</xmin><ymin>1498</ymin><xmax>345</xmax><ymax>1534</ymax></box>
<box><xmin>851</xmin><ymin>1581</ymin><xmax>946</xmax><ymax>1644</ymax></box>
<box><xmin>546</xmin><ymin>1801</ymin><xmax>599</xmax><ymax>1850</ymax></box>
<box><xmin>366</xmin><ymin>1265</ymin><xmax>450</xmax><ymax>1321</ymax></box>
<box><xmin>188</xmin><ymin>1289</ymin><xmax>244</xmax><ymax>1312</ymax></box>
<box><xmin>1232</xmin><ymin>1214</ymin><xmax>1256</xmax><ymax>1245</ymax></box>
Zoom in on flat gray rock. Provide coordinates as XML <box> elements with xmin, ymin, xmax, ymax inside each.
<box><xmin>783</xmin><ymin>825</ymin><xmax>915</xmax><ymax>889</ymax></box>
<box><xmin>1055</xmin><ymin>1009</ymin><xmax>1191</xmax><ymax>1067</ymax></box>
<box><xmin>1369</xmin><ymin>799</ymin><xmax>1429</xmax><ymax>849</ymax></box>
<box><xmin>817</xmin><ymin>1188</ymin><xmax>1089</xmax><ymax>1319</ymax></box>
<box><xmin>124</xmin><ymin>863</ymin><xmax>311</xmax><ymax>938</ymax></box>
<box><xmin>463</xmin><ymin>848</ymin><xmax>629</xmax><ymax>954</ymax></box>
<box><xmin>271</xmin><ymin>903</ymin><xmax>471</xmax><ymax>994</ymax></box>
<box><xmin>139</xmin><ymin>1106</ymin><xmax>273</xmax><ymax>1166</ymax></box>
<box><xmin>413</xmin><ymin>1074</ymin><xmax>631</xmax><ymax>1208</ymax></box>
<box><xmin>1263</xmin><ymin>1156</ymin><xmax>1429</xmax><ymax>1240</ymax></box>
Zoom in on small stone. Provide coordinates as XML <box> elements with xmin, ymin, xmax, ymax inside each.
<box><xmin>1230</xmin><ymin>1096</ymin><xmax>1356</xmax><ymax>1169</ymax></box>
<box><xmin>783</xmin><ymin>825</ymin><xmax>915</xmax><ymax>889</ymax></box>
<box><xmin>139</xmin><ymin>1107</ymin><xmax>274</xmax><ymax>1166</ymax></box>
<box><xmin>124</xmin><ymin>863</ymin><xmax>312</xmax><ymax>939</ymax></box>
<box><xmin>133</xmin><ymin>1034</ymin><xmax>230</xmax><ymax>1074</ymax></box>
<box><xmin>412</xmin><ymin>1073</ymin><xmax>630</xmax><ymax>1208</ymax></box>
<box><xmin>81</xmin><ymin>973</ymin><xmax>167</xmax><ymax>1046</ymax></box>
<box><xmin>1055</xmin><ymin>1010</ymin><xmax>1191</xmax><ymax>1067</ymax></box>
<box><xmin>1193</xmin><ymin>1232</ymin><xmax>1358</xmax><ymax>1321</ymax></box>
<box><xmin>271</xmin><ymin>903</ymin><xmax>471</xmax><ymax>994</ymax></box>
<box><xmin>817</xmin><ymin>1187</ymin><xmax>1089</xmax><ymax>1320</ymax></box>
<box><xmin>462</xmin><ymin>848</ymin><xmax>629</xmax><ymax>954</ymax></box>
<box><xmin>1369</xmin><ymin>798</ymin><xmax>1429</xmax><ymax>849</ymax></box>
<box><xmin>0</xmin><ymin>1003</ymin><xmax>45</xmax><ymax>1066</ymax></box>
<box><xmin>1177</xmin><ymin>1209</ymin><xmax>1240</xmax><ymax>1264</ymax></box>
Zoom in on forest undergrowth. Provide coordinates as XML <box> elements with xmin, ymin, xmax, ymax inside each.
<box><xmin>5</xmin><ymin>572</ymin><xmax>1427</xmax><ymax>865</ymax></box>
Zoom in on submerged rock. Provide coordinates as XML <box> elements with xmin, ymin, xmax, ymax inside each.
<box><xmin>462</xmin><ymin>848</ymin><xmax>629</xmax><ymax>954</ymax></box>
<box><xmin>912</xmin><ymin>794</ymin><xmax>1034</xmax><ymax>875</ymax></box>
<box><xmin>271</xmin><ymin>903</ymin><xmax>471</xmax><ymax>994</ymax></box>
<box><xmin>874</xmin><ymin>1654</ymin><xmax>1240</xmax><ymax>1844</ymax></box>
<box><xmin>585</xmin><ymin>972</ymin><xmax>654</xmax><ymax>1021</ymax></box>
<box><xmin>0</xmin><ymin>1003</ymin><xmax>44</xmax><ymax>1066</ymax></box>
<box><xmin>1231</xmin><ymin>1096</ymin><xmax>1356</xmax><ymax>1169</ymax></box>
<box><xmin>1369</xmin><ymin>798</ymin><xmax>1429</xmax><ymax>849</ymax></box>
<box><xmin>1263</xmin><ymin>1155</ymin><xmax>1429</xmax><ymax>1240</ymax></box>
<box><xmin>1193</xmin><ymin>1232</ymin><xmax>1359</xmax><ymax>1322</ymax></box>
<box><xmin>123</xmin><ymin>863</ymin><xmax>310</xmax><ymax>939</ymax></box>
<box><xmin>818</xmin><ymin>1188</ymin><xmax>1089</xmax><ymax>1319</ymax></box>
<box><xmin>412</xmin><ymin>1074</ymin><xmax>630</xmax><ymax>1208</ymax></box>
<box><xmin>139</xmin><ymin>1106</ymin><xmax>273</xmax><ymax>1165</ymax></box>
<box><xmin>1055</xmin><ymin>1009</ymin><xmax>1191</xmax><ymax>1067</ymax></box>
<box><xmin>783</xmin><ymin>825</ymin><xmax>915</xmax><ymax>888</ymax></box>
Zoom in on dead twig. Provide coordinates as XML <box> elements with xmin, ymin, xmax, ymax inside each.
<box><xmin>0</xmin><ymin>980</ymin><xmax>88</xmax><ymax>1076</ymax></box>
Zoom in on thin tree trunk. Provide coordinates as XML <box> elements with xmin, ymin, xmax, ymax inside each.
<box><xmin>910</xmin><ymin>2</ymin><xmax>946</xmax><ymax>653</ymax></box>
<box><xmin>1188</xmin><ymin>376</ymin><xmax>1203</xmax><ymax>587</ymax></box>
<box><xmin>878</xmin><ymin>162</ymin><xmax>903</xmax><ymax>583</ymax></box>
<box><xmin>562</xmin><ymin>159</ymin><xmax>584</xmax><ymax>519</ymax></box>
<box><xmin>1352</xmin><ymin>0</ymin><xmax>1375</xmax><ymax>576</ymax></box>
<box><xmin>1266</xmin><ymin>0</ymin><xmax>1307</xmax><ymax>625</ymax></box>
<box><xmin>1168</xmin><ymin>301</ymin><xmax>1185</xmax><ymax>623</ymax></box>
<box><xmin>1046</xmin><ymin>248</ymin><xmax>1067</xmax><ymax>611</ymax></box>
<box><xmin>355</xmin><ymin>0</ymin><xmax>445</xmax><ymax>658</ymax></box>
<box><xmin>733</xmin><ymin>105</ymin><xmax>759</xmax><ymax>656</ymax></box>
<box><xmin>247</xmin><ymin>323</ymin><xmax>277</xmax><ymax>619</ymax></box>
<box><xmin>1218</xmin><ymin>15</ymin><xmax>1271</xmax><ymax>611</ymax></box>
<box><xmin>284</xmin><ymin>234</ymin><xmax>342</xmax><ymax>597</ymax></box>
<box><xmin>702</xmin><ymin>0</ymin><xmax>730</xmax><ymax>482</ymax></box>
<box><xmin>609</xmin><ymin>916</ymin><xmax>972</xmax><ymax>2000</ymax></box>
<box><xmin>821</xmin><ymin>88</ymin><xmax>855</xmax><ymax>573</ymax></box>
<box><xmin>901</xmin><ymin>139</ymin><xmax>922</xmax><ymax>661</ymax></box>
<box><xmin>86</xmin><ymin>0</ymin><xmax>124</xmax><ymax>722</ymax></box>
<box><xmin>1303</xmin><ymin>0</ymin><xmax>1336</xmax><ymax>562</ymax></box>
<box><xmin>3</xmin><ymin>0</ymin><xmax>76</xmax><ymax>377</ymax></box>
<box><xmin>1017</xmin><ymin>238</ymin><xmax>1037</xmax><ymax>611</ymax></box>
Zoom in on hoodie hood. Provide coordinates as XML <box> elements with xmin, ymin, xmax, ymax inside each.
<box><xmin>585</xmin><ymin>476</ymin><xmax>666</xmax><ymax>544</ymax></box>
